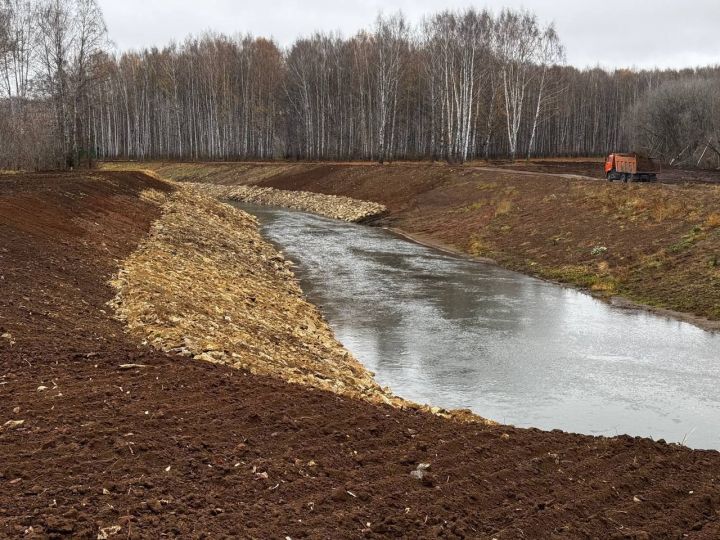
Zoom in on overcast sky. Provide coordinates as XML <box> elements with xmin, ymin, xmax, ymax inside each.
<box><xmin>98</xmin><ymin>0</ymin><xmax>720</xmax><ymax>70</ymax></box>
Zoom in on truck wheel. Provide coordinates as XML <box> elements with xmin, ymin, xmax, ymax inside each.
<box><xmin>607</xmin><ymin>172</ymin><xmax>613</xmax><ymax>182</ymax></box>
<box><xmin>623</xmin><ymin>174</ymin><xmax>629</xmax><ymax>183</ymax></box>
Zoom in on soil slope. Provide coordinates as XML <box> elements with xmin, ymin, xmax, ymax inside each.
<box><xmin>108</xmin><ymin>162</ymin><xmax>720</xmax><ymax>324</ymax></box>
<box><xmin>3</xmin><ymin>172</ymin><xmax>720</xmax><ymax>539</ymax></box>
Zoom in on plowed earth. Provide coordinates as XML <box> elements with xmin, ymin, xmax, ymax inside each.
<box><xmin>2</xmin><ymin>172</ymin><xmax>720</xmax><ymax>539</ymax></box>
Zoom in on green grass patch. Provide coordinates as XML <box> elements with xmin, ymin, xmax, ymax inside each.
<box><xmin>543</xmin><ymin>264</ymin><xmax>619</xmax><ymax>295</ymax></box>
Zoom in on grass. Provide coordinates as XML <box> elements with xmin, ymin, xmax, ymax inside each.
<box><xmin>461</xmin><ymin>201</ymin><xmax>487</xmax><ymax>212</ymax></box>
<box><xmin>544</xmin><ymin>265</ymin><xmax>618</xmax><ymax>295</ymax></box>
<box><xmin>669</xmin><ymin>225</ymin><xmax>705</xmax><ymax>253</ymax></box>
<box><xmin>705</xmin><ymin>212</ymin><xmax>720</xmax><ymax>229</ymax></box>
<box><xmin>467</xmin><ymin>235</ymin><xmax>491</xmax><ymax>257</ymax></box>
<box><xmin>494</xmin><ymin>199</ymin><xmax>513</xmax><ymax>217</ymax></box>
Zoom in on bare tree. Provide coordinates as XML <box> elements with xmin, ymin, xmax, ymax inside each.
<box><xmin>1</xmin><ymin>0</ymin><xmax>63</xmax><ymax>169</ymax></box>
<box><xmin>424</xmin><ymin>9</ymin><xmax>492</xmax><ymax>162</ymax></box>
<box><xmin>35</xmin><ymin>0</ymin><xmax>106</xmax><ymax>167</ymax></box>
<box><xmin>632</xmin><ymin>78</ymin><xmax>720</xmax><ymax>168</ymax></box>
<box><xmin>370</xmin><ymin>13</ymin><xmax>407</xmax><ymax>162</ymax></box>
<box><xmin>526</xmin><ymin>24</ymin><xmax>564</xmax><ymax>159</ymax></box>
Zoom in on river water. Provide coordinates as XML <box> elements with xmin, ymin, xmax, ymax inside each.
<box><xmin>235</xmin><ymin>203</ymin><xmax>720</xmax><ymax>450</ymax></box>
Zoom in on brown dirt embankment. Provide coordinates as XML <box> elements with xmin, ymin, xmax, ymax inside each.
<box><xmin>107</xmin><ymin>161</ymin><xmax>720</xmax><ymax>325</ymax></box>
<box><xmin>4</xmin><ymin>171</ymin><xmax>720</xmax><ymax>538</ymax></box>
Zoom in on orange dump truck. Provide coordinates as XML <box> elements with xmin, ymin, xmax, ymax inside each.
<box><xmin>604</xmin><ymin>153</ymin><xmax>658</xmax><ymax>182</ymax></box>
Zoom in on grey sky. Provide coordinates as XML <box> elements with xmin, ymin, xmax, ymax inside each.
<box><xmin>98</xmin><ymin>0</ymin><xmax>720</xmax><ymax>69</ymax></box>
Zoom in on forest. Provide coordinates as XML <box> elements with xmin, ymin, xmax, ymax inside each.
<box><xmin>1</xmin><ymin>0</ymin><xmax>719</xmax><ymax>169</ymax></box>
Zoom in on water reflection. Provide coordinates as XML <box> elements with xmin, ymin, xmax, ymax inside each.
<box><xmin>234</xmin><ymin>203</ymin><xmax>720</xmax><ymax>450</ymax></box>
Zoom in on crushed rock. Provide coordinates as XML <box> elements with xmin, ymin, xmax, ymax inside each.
<box><xmin>186</xmin><ymin>183</ymin><xmax>386</xmax><ymax>222</ymax></box>
<box><xmin>108</xmin><ymin>186</ymin><xmax>394</xmax><ymax>405</ymax></box>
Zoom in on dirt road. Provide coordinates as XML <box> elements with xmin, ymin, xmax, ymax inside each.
<box><xmin>2</xmin><ymin>171</ymin><xmax>720</xmax><ymax>538</ymax></box>
<box><xmin>479</xmin><ymin>158</ymin><xmax>720</xmax><ymax>185</ymax></box>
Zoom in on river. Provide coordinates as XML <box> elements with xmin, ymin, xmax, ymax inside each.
<box><xmin>235</xmin><ymin>203</ymin><xmax>720</xmax><ymax>450</ymax></box>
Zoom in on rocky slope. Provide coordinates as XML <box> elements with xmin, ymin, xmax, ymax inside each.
<box><xmin>186</xmin><ymin>182</ymin><xmax>386</xmax><ymax>222</ymax></box>
<box><xmin>109</xmin><ymin>185</ymin><xmax>392</xmax><ymax>404</ymax></box>
<box><xmin>108</xmin><ymin>184</ymin><xmax>482</xmax><ymax>422</ymax></box>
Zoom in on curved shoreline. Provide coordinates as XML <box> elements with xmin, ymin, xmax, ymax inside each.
<box><xmin>160</xmin><ymin>168</ymin><xmax>720</xmax><ymax>335</ymax></box>
<box><xmin>102</xmin><ymin>161</ymin><xmax>720</xmax><ymax>330</ymax></box>
<box><xmin>186</xmin><ymin>182</ymin><xmax>387</xmax><ymax>223</ymax></box>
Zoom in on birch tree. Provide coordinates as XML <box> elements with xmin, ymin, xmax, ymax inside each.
<box><xmin>526</xmin><ymin>25</ymin><xmax>564</xmax><ymax>159</ymax></box>
<box><xmin>494</xmin><ymin>9</ymin><xmax>541</xmax><ymax>160</ymax></box>
<box><xmin>1</xmin><ymin>0</ymin><xmax>35</xmax><ymax>101</ymax></box>
<box><xmin>370</xmin><ymin>14</ymin><xmax>407</xmax><ymax>162</ymax></box>
<box><xmin>35</xmin><ymin>0</ymin><xmax>106</xmax><ymax>167</ymax></box>
<box><xmin>7</xmin><ymin>3</ymin><xmax>720</xmax><ymax>169</ymax></box>
<box><xmin>424</xmin><ymin>9</ymin><xmax>492</xmax><ymax>162</ymax></box>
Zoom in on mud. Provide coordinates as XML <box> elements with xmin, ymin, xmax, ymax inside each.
<box><xmin>3</xmin><ymin>171</ymin><xmax>720</xmax><ymax>538</ymax></box>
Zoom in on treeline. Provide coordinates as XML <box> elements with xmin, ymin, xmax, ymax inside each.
<box><xmin>0</xmin><ymin>0</ymin><xmax>106</xmax><ymax>169</ymax></box>
<box><xmin>2</xmin><ymin>0</ymin><xmax>719</xmax><ymax>169</ymax></box>
<box><xmin>89</xmin><ymin>10</ymin><xmax>566</xmax><ymax>163</ymax></box>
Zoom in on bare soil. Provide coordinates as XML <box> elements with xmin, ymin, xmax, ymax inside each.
<box><xmin>4</xmin><ymin>171</ymin><xmax>720</xmax><ymax>538</ymax></box>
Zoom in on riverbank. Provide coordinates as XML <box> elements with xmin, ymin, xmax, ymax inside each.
<box><xmin>109</xmin><ymin>185</ymin><xmax>388</xmax><ymax>400</ymax></box>
<box><xmin>240</xmin><ymin>203</ymin><xmax>720</xmax><ymax>448</ymax></box>
<box><xmin>186</xmin><ymin>182</ymin><xmax>386</xmax><ymax>222</ymax></box>
<box><xmin>4</xmin><ymin>171</ymin><xmax>720</xmax><ymax>537</ymax></box>
<box><xmin>103</xmin><ymin>161</ymin><xmax>720</xmax><ymax>326</ymax></box>
<box><xmin>109</xmin><ymin>184</ymin><xmax>428</xmax><ymax>413</ymax></box>
<box><xmin>109</xmin><ymin>184</ymin><xmax>481</xmax><ymax>421</ymax></box>
<box><xmin>388</xmin><ymin>226</ymin><xmax>720</xmax><ymax>333</ymax></box>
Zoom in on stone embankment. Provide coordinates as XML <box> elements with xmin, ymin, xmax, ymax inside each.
<box><xmin>109</xmin><ymin>184</ymin><xmax>484</xmax><ymax>421</ymax></box>
<box><xmin>109</xmin><ymin>186</ymin><xmax>395</xmax><ymax>404</ymax></box>
<box><xmin>186</xmin><ymin>182</ymin><xmax>386</xmax><ymax>222</ymax></box>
